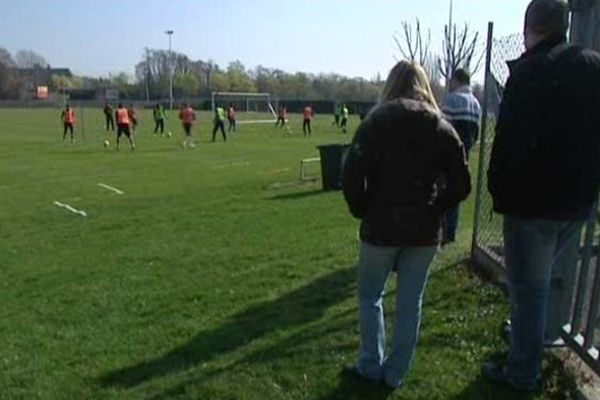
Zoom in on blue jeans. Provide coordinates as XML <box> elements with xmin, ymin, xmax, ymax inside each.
<box><xmin>503</xmin><ymin>216</ymin><xmax>583</xmax><ymax>388</ymax></box>
<box><xmin>356</xmin><ymin>241</ymin><xmax>437</xmax><ymax>387</ymax></box>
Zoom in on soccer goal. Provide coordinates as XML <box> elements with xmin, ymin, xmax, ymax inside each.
<box><xmin>211</xmin><ymin>92</ymin><xmax>277</xmax><ymax>124</ymax></box>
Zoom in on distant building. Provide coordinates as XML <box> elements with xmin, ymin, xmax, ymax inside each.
<box><xmin>17</xmin><ymin>64</ymin><xmax>72</xmax><ymax>88</ymax></box>
<box><xmin>16</xmin><ymin>65</ymin><xmax>73</xmax><ymax>99</ymax></box>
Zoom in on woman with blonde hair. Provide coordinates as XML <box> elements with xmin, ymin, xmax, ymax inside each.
<box><xmin>342</xmin><ymin>61</ymin><xmax>471</xmax><ymax>389</ymax></box>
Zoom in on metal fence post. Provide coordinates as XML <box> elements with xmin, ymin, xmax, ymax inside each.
<box><xmin>471</xmin><ymin>22</ymin><xmax>494</xmax><ymax>258</ymax></box>
<box><xmin>571</xmin><ymin>208</ymin><xmax>598</xmax><ymax>333</ymax></box>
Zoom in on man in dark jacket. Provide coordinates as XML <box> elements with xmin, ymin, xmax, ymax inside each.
<box><xmin>483</xmin><ymin>0</ymin><xmax>600</xmax><ymax>391</ymax></box>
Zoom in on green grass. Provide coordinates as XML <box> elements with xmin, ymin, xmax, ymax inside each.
<box><xmin>0</xmin><ymin>108</ymin><xmax>577</xmax><ymax>399</ymax></box>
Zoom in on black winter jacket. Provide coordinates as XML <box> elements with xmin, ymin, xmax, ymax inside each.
<box><xmin>488</xmin><ymin>36</ymin><xmax>600</xmax><ymax>219</ymax></box>
<box><xmin>342</xmin><ymin>99</ymin><xmax>471</xmax><ymax>246</ymax></box>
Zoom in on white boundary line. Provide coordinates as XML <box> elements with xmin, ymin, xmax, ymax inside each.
<box><xmin>210</xmin><ymin>161</ymin><xmax>251</xmax><ymax>170</ymax></box>
<box><xmin>236</xmin><ymin>119</ymin><xmax>277</xmax><ymax>125</ymax></box>
<box><xmin>53</xmin><ymin>201</ymin><xmax>87</xmax><ymax>217</ymax></box>
<box><xmin>98</xmin><ymin>183</ymin><xmax>124</xmax><ymax>195</ymax></box>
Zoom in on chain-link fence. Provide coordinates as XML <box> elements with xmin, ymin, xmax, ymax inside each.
<box><xmin>471</xmin><ymin>30</ymin><xmax>523</xmax><ymax>271</ymax></box>
<box><xmin>471</xmin><ymin>23</ymin><xmax>600</xmax><ymax>376</ymax></box>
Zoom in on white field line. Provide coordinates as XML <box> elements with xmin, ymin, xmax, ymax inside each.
<box><xmin>53</xmin><ymin>201</ymin><xmax>87</xmax><ymax>217</ymax></box>
<box><xmin>210</xmin><ymin>161</ymin><xmax>251</xmax><ymax>170</ymax></box>
<box><xmin>236</xmin><ymin>119</ymin><xmax>277</xmax><ymax>125</ymax></box>
<box><xmin>97</xmin><ymin>183</ymin><xmax>124</xmax><ymax>195</ymax></box>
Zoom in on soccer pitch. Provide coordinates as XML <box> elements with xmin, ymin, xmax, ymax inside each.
<box><xmin>0</xmin><ymin>109</ymin><xmax>572</xmax><ymax>399</ymax></box>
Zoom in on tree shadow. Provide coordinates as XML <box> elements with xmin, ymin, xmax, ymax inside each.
<box><xmin>267</xmin><ymin>189</ymin><xmax>326</xmax><ymax>201</ymax></box>
<box><xmin>99</xmin><ymin>266</ymin><xmax>356</xmax><ymax>389</ymax></box>
<box><xmin>145</xmin><ymin>309</ymin><xmax>358</xmax><ymax>400</ymax></box>
<box><xmin>448</xmin><ymin>374</ymin><xmax>538</xmax><ymax>400</ymax></box>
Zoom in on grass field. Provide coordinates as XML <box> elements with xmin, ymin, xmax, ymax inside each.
<box><xmin>0</xmin><ymin>108</ymin><xmax>577</xmax><ymax>399</ymax></box>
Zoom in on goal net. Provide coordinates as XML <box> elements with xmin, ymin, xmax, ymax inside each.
<box><xmin>211</xmin><ymin>92</ymin><xmax>277</xmax><ymax>124</ymax></box>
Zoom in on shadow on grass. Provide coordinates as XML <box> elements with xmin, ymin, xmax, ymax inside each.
<box><xmin>267</xmin><ymin>189</ymin><xmax>326</xmax><ymax>201</ymax></box>
<box><xmin>318</xmin><ymin>370</ymin><xmax>396</xmax><ymax>400</ymax></box>
<box><xmin>146</xmin><ymin>310</ymin><xmax>359</xmax><ymax>400</ymax></box>
<box><xmin>99</xmin><ymin>266</ymin><xmax>356</xmax><ymax>389</ymax></box>
<box><xmin>449</xmin><ymin>355</ymin><xmax>579</xmax><ymax>400</ymax></box>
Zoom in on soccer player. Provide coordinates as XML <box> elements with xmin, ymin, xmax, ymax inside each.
<box><xmin>127</xmin><ymin>104</ymin><xmax>138</xmax><ymax>133</ymax></box>
<box><xmin>333</xmin><ymin>103</ymin><xmax>341</xmax><ymax>127</ymax></box>
<box><xmin>212</xmin><ymin>104</ymin><xmax>227</xmax><ymax>142</ymax></box>
<box><xmin>227</xmin><ymin>103</ymin><xmax>236</xmax><ymax>132</ymax></box>
<box><xmin>115</xmin><ymin>103</ymin><xmax>135</xmax><ymax>151</ymax></box>
<box><xmin>153</xmin><ymin>103</ymin><xmax>166</xmax><ymax>135</ymax></box>
<box><xmin>441</xmin><ymin>69</ymin><xmax>481</xmax><ymax>245</ymax></box>
<box><xmin>275</xmin><ymin>105</ymin><xmax>287</xmax><ymax>128</ymax></box>
<box><xmin>340</xmin><ymin>103</ymin><xmax>349</xmax><ymax>133</ymax></box>
<box><xmin>179</xmin><ymin>103</ymin><xmax>196</xmax><ymax>148</ymax></box>
<box><xmin>302</xmin><ymin>104</ymin><xmax>313</xmax><ymax>137</ymax></box>
<box><xmin>61</xmin><ymin>104</ymin><xmax>75</xmax><ymax>142</ymax></box>
<box><xmin>103</xmin><ymin>102</ymin><xmax>114</xmax><ymax>131</ymax></box>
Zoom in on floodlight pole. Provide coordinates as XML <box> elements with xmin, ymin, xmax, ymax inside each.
<box><xmin>165</xmin><ymin>30</ymin><xmax>174</xmax><ymax>110</ymax></box>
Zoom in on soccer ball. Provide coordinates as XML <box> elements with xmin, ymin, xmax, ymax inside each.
<box><xmin>103</xmin><ymin>140</ymin><xmax>110</xmax><ymax>147</ymax></box>
<box><xmin>167</xmin><ymin>131</ymin><xmax>173</xmax><ymax>138</ymax></box>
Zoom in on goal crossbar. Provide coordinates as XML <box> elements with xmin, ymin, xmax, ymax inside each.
<box><xmin>211</xmin><ymin>91</ymin><xmax>277</xmax><ymax>123</ymax></box>
<box><xmin>212</xmin><ymin>92</ymin><xmax>273</xmax><ymax>97</ymax></box>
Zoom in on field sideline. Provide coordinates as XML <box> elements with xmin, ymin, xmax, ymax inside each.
<box><xmin>0</xmin><ymin>108</ymin><xmax>575</xmax><ymax>399</ymax></box>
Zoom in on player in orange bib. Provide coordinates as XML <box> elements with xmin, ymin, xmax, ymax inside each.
<box><xmin>127</xmin><ymin>104</ymin><xmax>138</xmax><ymax>133</ymax></box>
<box><xmin>115</xmin><ymin>103</ymin><xmax>136</xmax><ymax>151</ymax></box>
<box><xmin>275</xmin><ymin>105</ymin><xmax>288</xmax><ymax>128</ymax></box>
<box><xmin>61</xmin><ymin>104</ymin><xmax>75</xmax><ymax>142</ymax></box>
<box><xmin>179</xmin><ymin>103</ymin><xmax>196</xmax><ymax>148</ymax></box>
<box><xmin>302</xmin><ymin>104</ymin><xmax>314</xmax><ymax>137</ymax></box>
<box><xmin>227</xmin><ymin>103</ymin><xmax>236</xmax><ymax>132</ymax></box>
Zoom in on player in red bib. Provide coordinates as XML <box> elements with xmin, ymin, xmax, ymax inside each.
<box><xmin>227</xmin><ymin>103</ymin><xmax>237</xmax><ymax>132</ymax></box>
<box><xmin>127</xmin><ymin>104</ymin><xmax>138</xmax><ymax>133</ymax></box>
<box><xmin>303</xmin><ymin>104</ymin><xmax>314</xmax><ymax>137</ymax></box>
<box><xmin>179</xmin><ymin>103</ymin><xmax>196</xmax><ymax>148</ymax></box>
<box><xmin>115</xmin><ymin>103</ymin><xmax>136</xmax><ymax>151</ymax></box>
<box><xmin>61</xmin><ymin>104</ymin><xmax>75</xmax><ymax>142</ymax></box>
<box><xmin>275</xmin><ymin>105</ymin><xmax>288</xmax><ymax>128</ymax></box>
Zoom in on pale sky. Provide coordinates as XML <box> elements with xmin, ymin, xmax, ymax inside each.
<box><xmin>0</xmin><ymin>0</ymin><xmax>529</xmax><ymax>80</ymax></box>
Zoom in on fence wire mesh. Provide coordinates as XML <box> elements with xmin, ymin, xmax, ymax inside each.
<box><xmin>472</xmin><ymin>33</ymin><xmax>523</xmax><ymax>265</ymax></box>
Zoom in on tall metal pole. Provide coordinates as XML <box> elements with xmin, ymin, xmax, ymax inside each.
<box><xmin>471</xmin><ymin>22</ymin><xmax>494</xmax><ymax>260</ymax></box>
<box><xmin>145</xmin><ymin>48</ymin><xmax>150</xmax><ymax>104</ymax></box>
<box><xmin>165</xmin><ymin>30</ymin><xmax>174</xmax><ymax>110</ymax></box>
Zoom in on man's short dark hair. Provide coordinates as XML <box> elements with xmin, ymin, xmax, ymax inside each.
<box><xmin>525</xmin><ymin>0</ymin><xmax>569</xmax><ymax>37</ymax></box>
<box><xmin>452</xmin><ymin>68</ymin><xmax>471</xmax><ymax>85</ymax></box>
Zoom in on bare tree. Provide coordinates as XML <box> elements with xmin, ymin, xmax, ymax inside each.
<box><xmin>15</xmin><ymin>49</ymin><xmax>48</xmax><ymax>68</ymax></box>
<box><xmin>394</xmin><ymin>19</ymin><xmax>431</xmax><ymax>67</ymax></box>
<box><xmin>437</xmin><ymin>23</ymin><xmax>483</xmax><ymax>82</ymax></box>
<box><xmin>0</xmin><ymin>47</ymin><xmax>15</xmax><ymax>67</ymax></box>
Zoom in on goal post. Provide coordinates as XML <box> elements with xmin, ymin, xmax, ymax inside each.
<box><xmin>211</xmin><ymin>92</ymin><xmax>277</xmax><ymax>124</ymax></box>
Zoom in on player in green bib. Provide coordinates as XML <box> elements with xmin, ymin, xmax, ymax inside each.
<box><xmin>333</xmin><ymin>103</ymin><xmax>341</xmax><ymax>127</ymax></box>
<box><xmin>153</xmin><ymin>103</ymin><xmax>167</xmax><ymax>135</ymax></box>
<box><xmin>340</xmin><ymin>103</ymin><xmax>349</xmax><ymax>133</ymax></box>
<box><xmin>212</xmin><ymin>105</ymin><xmax>227</xmax><ymax>142</ymax></box>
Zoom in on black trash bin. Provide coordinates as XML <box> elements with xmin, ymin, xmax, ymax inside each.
<box><xmin>316</xmin><ymin>144</ymin><xmax>351</xmax><ymax>191</ymax></box>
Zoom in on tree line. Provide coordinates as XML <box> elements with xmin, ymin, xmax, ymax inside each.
<box><xmin>134</xmin><ymin>49</ymin><xmax>384</xmax><ymax>101</ymax></box>
<box><xmin>0</xmin><ymin>47</ymin><xmax>384</xmax><ymax>102</ymax></box>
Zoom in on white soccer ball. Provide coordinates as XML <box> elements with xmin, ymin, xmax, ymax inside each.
<box><xmin>103</xmin><ymin>140</ymin><xmax>110</xmax><ymax>147</ymax></box>
<box><xmin>167</xmin><ymin>131</ymin><xmax>173</xmax><ymax>137</ymax></box>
